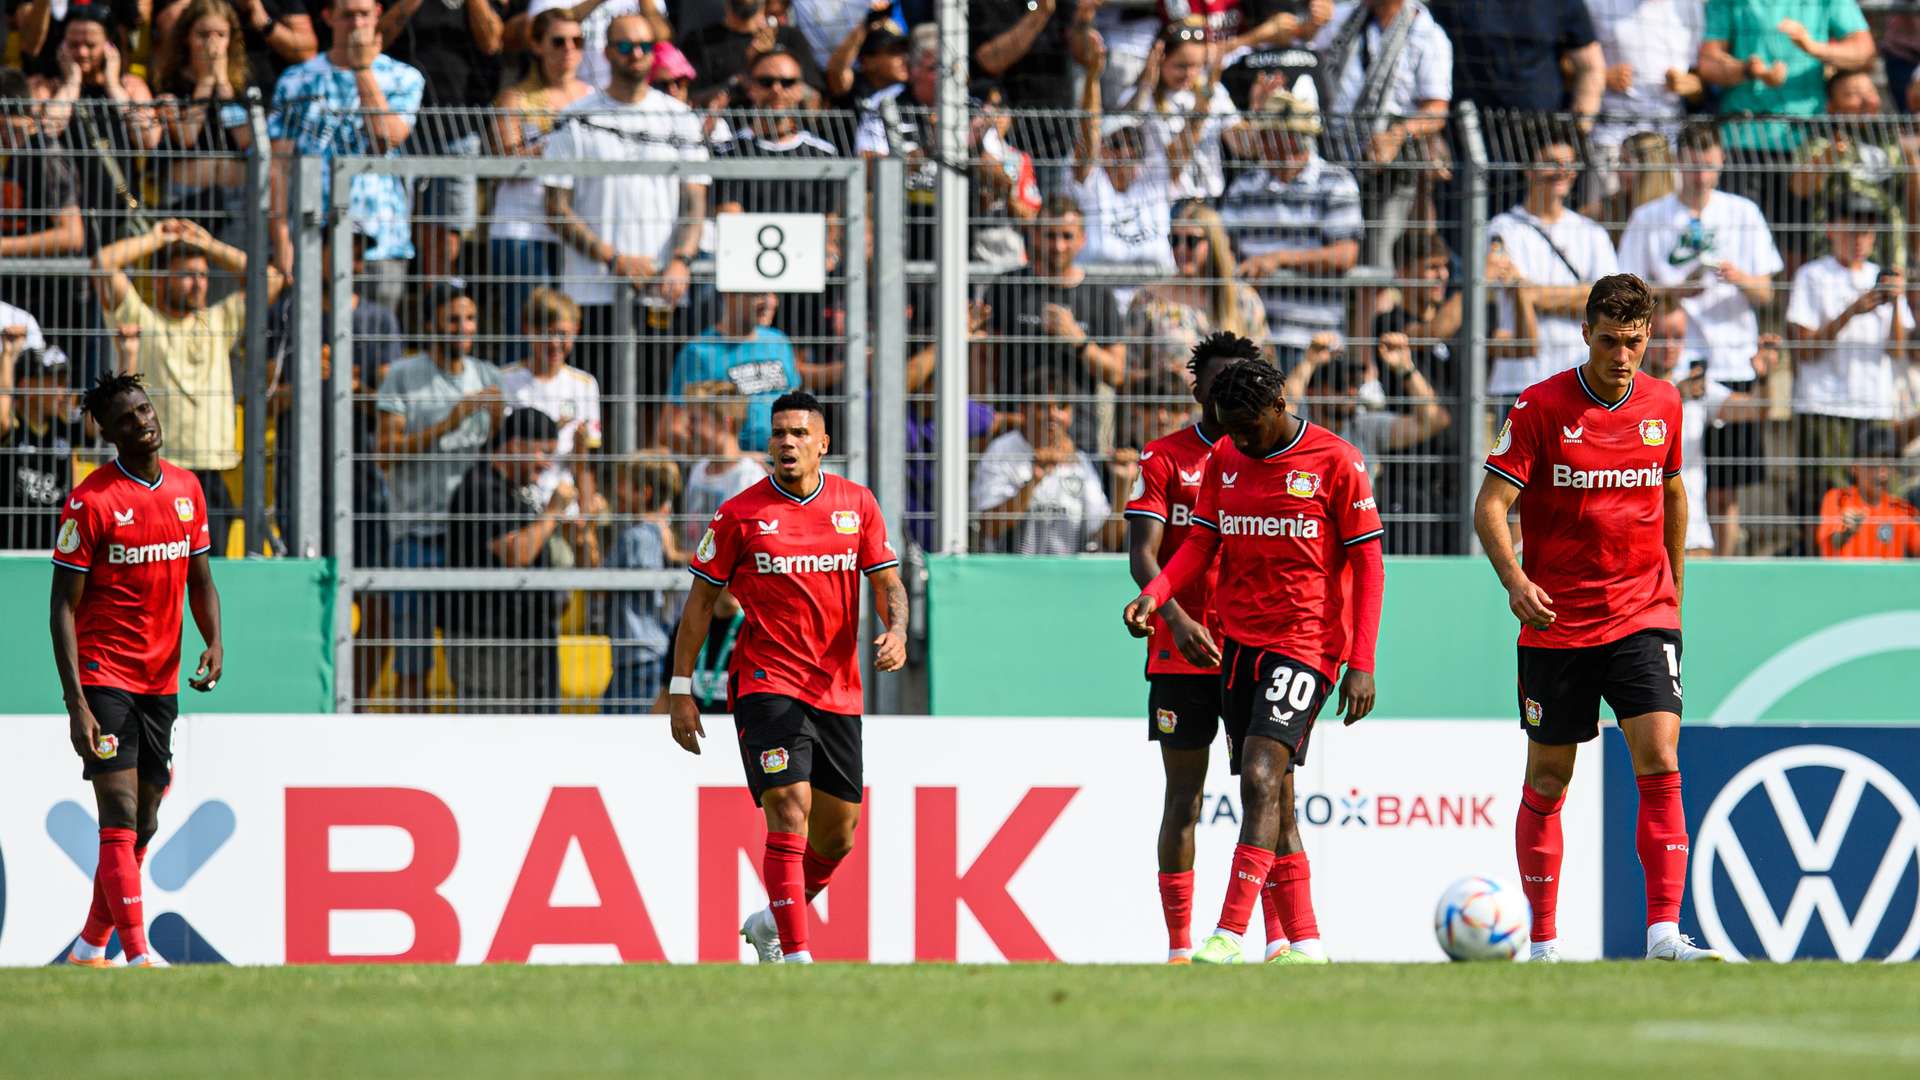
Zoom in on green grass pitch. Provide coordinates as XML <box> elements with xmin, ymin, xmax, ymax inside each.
<box><xmin>3</xmin><ymin>963</ymin><xmax>1917</xmax><ymax>1078</ymax></box>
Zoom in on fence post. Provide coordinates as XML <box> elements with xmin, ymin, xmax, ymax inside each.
<box><xmin>290</xmin><ymin>156</ymin><xmax>324</xmax><ymax>558</ymax></box>
<box><xmin>241</xmin><ymin>91</ymin><xmax>273</xmax><ymax>557</ymax></box>
<box><xmin>613</xmin><ymin>283</ymin><xmax>638</xmax><ymax>455</ymax></box>
<box><xmin>872</xmin><ymin>157</ymin><xmax>906</xmax><ymax>715</ymax></box>
<box><xmin>935</xmin><ymin>0</ymin><xmax>971</xmax><ymax>554</ymax></box>
<box><xmin>1457</xmin><ymin>102</ymin><xmax>1491</xmax><ymax>556</ymax></box>
<box><xmin>844</xmin><ymin>167</ymin><xmax>871</xmax><ymax>493</ymax></box>
<box><xmin>328</xmin><ymin>165</ymin><xmax>357</xmax><ymax>712</ymax></box>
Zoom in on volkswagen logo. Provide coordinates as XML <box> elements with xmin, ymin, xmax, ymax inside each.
<box><xmin>1693</xmin><ymin>746</ymin><xmax>1920</xmax><ymax>963</ymax></box>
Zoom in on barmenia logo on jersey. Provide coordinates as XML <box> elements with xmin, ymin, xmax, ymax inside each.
<box><xmin>1156</xmin><ymin>708</ymin><xmax>1178</xmax><ymax>734</ymax></box>
<box><xmin>760</xmin><ymin>748</ymin><xmax>789</xmax><ymax>773</ymax></box>
<box><xmin>1285</xmin><ymin>470</ymin><xmax>1321</xmax><ymax>498</ymax></box>
<box><xmin>754</xmin><ymin>550</ymin><xmax>859</xmax><ymax>574</ymax></box>
<box><xmin>106</xmin><ymin>539</ymin><xmax>193</xmax><ymax>565</ymax></box>
<box><xmin>1639</xmin><ymin>419</ymin><xmax>1668</xmax><ymax>446</ymax></box>
<box><xmin>1219</xmin><ymin>513</ymin><xmax>1320</xmax><ymax>538</ymax></box>
<box><xmin>1551</xmin><ymin>464</ymin><xmax>1663</xmax><ymax>489</ymax></box>
<box><xmin>831</xmin><ymin>510</ymin><xmax>860</xmax><ymax>534</ymax></box>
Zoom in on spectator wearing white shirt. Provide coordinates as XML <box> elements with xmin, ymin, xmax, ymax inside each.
<box><xmin>1486</xmin><ymin>128</ymin><xmax>1619</xmax><ymax>396</ymax></box>
<box><xmin>1617</xmin><ymin>122</ymin><xmax>1780</xmax><ymax>554</ymax></box>
<box><xmin>1309</xmin><ymin>0</ymin><xmax>1452</xmax><ymax>265</ymax></box>
<box><xmin>972</xmin><ymin>366</ymin><xmax>1128</xmax><ymax>555</ymax></box>
<box><xmin>674</xmin><ymin>381</ymin><xmax>767</xmax><ymax>551</ymax></box>
<box><xmin>1587</xmin><ymin>0</ymin><xmax>1705</xmax><ymax>166</ymax></box>
<box><xmin>1117</xmin><ymin>20</ymin><xmax>1241</xmax><ymax>201</ymax></box>
<box><xmin>543</xmin><ymin>14</ymin><xmax>709</xmax><ymax>443</ymax></box>
<box><xmin>499</xmin><ymin>289</ymin><xmax>604</xmax><ymax>535</ymax></box>
<box><xmin>1072</xmin><ymin>39</ymin><xmax>1175</xmax><ymax>312</ymax></box>
<box><xmin>1786</xmin><ymin>195</ymin><xmax>1914</xmax><ymax>547</ymax></box>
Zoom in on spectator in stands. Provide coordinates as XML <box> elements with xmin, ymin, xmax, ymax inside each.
<box><xmin>0</xmin><ymin>69</ymin><xmax>84</xmax><ymax>261</ymax></box>
<box><xmin>981</xmin><ymin>195</ymin><xmax>1128</xmax><ymax>451</ymax></box>
<box><xmin>1309</xmin><ymin>0</ymin><xmax>1452</xmax><ymax>265</ymax></box>
<box><xmin>1119</xmin><ymin>19</ymin><xmax>1240</xmax><ymax>202</ymax></box>
<box><xmin>445</xmin><ymin>406</ymin><xmax>580</xmax><ymax>713</ymax></box>
<box><xmin>379</xmin><ymin>0</ymin><xmax>506</xmax><ymax>283</ymax></box>
<box><xmin>653</xmin><ymin>586</ymin><xmax>744</xmax><ymax>714</ymax></box>
<box><xmin>1214</xmin><ymin>0</ymin><xmax>1334</xmax><ymax>111</ymax></box>
<box><xmin>375</xmin><ymin>281</ymin><xmax>505</xmax><ymax>708</ymax></box>
<box><xmin>1587</xmin><ymin>0</ymin><xmax>1705</xmax><ymax>186</ymax></box>
<box><xmin>1485</xmin><ymin>126</ymin><xmax>1617</xmax><ymax>398</ymax></box>
<box><xmin>1217</xmin><ymin>85</ymin><xmax>1361</xmax><ymax>368</ymax></box>
<box><xmin>666</xmin><ymin>291</ymin><xmax>797</xmax><ymax>454</ymax></box>
<box><xmin>500</xmin><ymin>288</ymin><xmax>603</xmax><ymax>557</ymax></box>
<box><xmin>1375</xmin><ymin>227</ymin><xmax>1457</xmax><ymax>388</ymax></box>
<box><xmin>969</xmin><ymin>79</ymin><xmax>1041</xmax><ymax>273</ymax></box>
<box><xmin>1595</xmin><ymin>129</ymin><xmax>1677</xmax><ymax>240</ymax></box>
<box><xmin>1818</xmin><ymin>423</ymin><xmax>1920</xmax><ymax>559</ymax></box>
<box><xmin>150</xmin><ymin>0</ymin><xmax>258</xmax><ymax>246</ymax></box>
<box><xmin>673</xmin><ymin>381</ymin><xmax>766</xmax><ymax>550</ymax></box>
<box><xmin>1286</xmin><ymin>327</ymin><xmax>1449</xmax><ymax>486</ymax></box>
<box><xmin>1618</xmin><ymin>122</ymin><xmax>1781</xmax><ymax>557</ymax></box>
<box><xmin>94</xmin><ymin>218</ymin><xmax>288</xmax><ymax>551</ymax></box>
<box><xmin>1071</xmin><ymin>40</ymin><xmax>1174</xmax><ymax>310</ymax></box>
<box><xmin>0</xmin><ymin>337</ymin><xmax>80</xmax><ymax>551</ymax></box>
<box><xmin>11</xmin><ymin>0</ymin><xmax>142</xmax><ymax>79</ymax></box>
<box><xmin>789</xmin><ymin>0</ymin><xmax>897</xmax><ymax>74</ymax></box>
<box><xmin>971</xmin><ymin>364</ymin><xmax>1127</xmax><ymax>555</ymax></box>
<box><xmin>970</xmin><ymin>0</ymin><xmax>1101</xmax><ymax>114</ymax></box>
<box><xmin>543</xmin><ymin>14</ymin><xmax>709</xmax><ymax>421</ymax></box>
<box><xmin>650</xmin><ymin>42</ymin><xmax>733</xmax><ymax>151</ymax></box>
<box><xmin>1791</xmin><ymin>71</ymin><xmax>1918</xmax><ymax>274</ymax></box>
<box><xmin>31</xmin><ymin>6</ymin><xmax>161</xmax><ymax>150</ymax></box>
<box><xmin>1370</xmin><ymin>226</ymin><xmax>1460</xmax><ymax>552</ymax></box>
<box><xmin>1130</xmin><ymin>366</ymin><xmax>1200</xmax><ymax>449</ymax></box>
<box><xmin>832</xmin><ymin>4</ymin><xmax>908</xmax><ymax>104</ymax></box>
<box><xmin>1125</xmin><ymin>201</ymin><xmax>1269</xmax><ymax>387</ymax></box>
<box><xmin>855</xmin><ymin>23</ymin><xmax>939</xmax><ymax>260</ymax></box>
<box><xmin>503</xmin><ymin>0</ymin><xmax>671</xmax><ymax>92</ymax></box>
<box><xmin>1697</xmin><ymin>0</ymin><xmax>1873</xmax><ymax>237</ymax></box>
<box><xmin>488</xmin><ymin>8</ymin><xmax>594</xmax><ymax>347</ymax></box>
<box><xmin>600</xmin><ymin>453</ymin><xmax>681</xmax><ymax>711</ymax></box>
<box><xmin>268</xmin><ymin>0</ymin><xmax>425</xmax><ymax>309</ymax></box>
<box><xmin>679</xmin><ymin>0</ymin><xmax>826</xmax><ymax>102</ymax></box>
<box><xmin>155</xmin><ymin>0</ymin><xmax>318</xmax><ymax>88</ymax></box>
<box><xmin>715</xmin><ymin>48</ymin><xmax>840</xmax><ymax>210</ymax></box>
<box><xmin>1786</xmin><ymin>196</ymin><xmax>1912</xmax><ymax>548</ymax></box>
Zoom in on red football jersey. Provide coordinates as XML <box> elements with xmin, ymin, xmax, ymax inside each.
<box><xmin>688</xmin><ymin>473</ymin><xmax>898</xmax><ymax>716</ymax></box>
<box><xmin>1483</xmin><ymin>367</ymin><xmax>1683</xmax><ymax>649</ymax></box>
<box><xmin>51</xmin><ymin>459</ymin><xmax>212</xmax><ymax>695</ymax></box>
<box><xmin>1124</xmin><ymin>425</ymin><xmax>1222</xmax><ymax>675</ymax></box>
<box><xmin>1188</xmin><ymin>422</ymin><xmax>1384</xmax><ymax>682</ymax></box>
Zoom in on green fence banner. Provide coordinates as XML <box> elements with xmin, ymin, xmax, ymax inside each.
<box><xmin>0</xmin><ymin>556</ymin><xmax>334</xmax><ymax>714</ymax></box>
<box><xmin>927</xmin><ymin>556</ymin><xmax>1920</xmax><ymax>722</ymax></box>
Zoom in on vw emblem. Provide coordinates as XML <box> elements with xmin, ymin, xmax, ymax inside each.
<box><xmin>1692</xmin><ymin>746</ymin><xmax>1920</xmax><ymax>963</ymax></box>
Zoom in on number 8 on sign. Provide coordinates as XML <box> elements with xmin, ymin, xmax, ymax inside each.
<box><xmin>715</xmin><ymin>212</ymin><xmax>827</xmax><ymax>294</ymax></box>
<box><xmin>756</xmin><ymin>224</ymin><xmax>787</xmax><ymax>279</ymax></box>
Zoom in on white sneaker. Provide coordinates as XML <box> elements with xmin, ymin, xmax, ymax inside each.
<box><xmin>740</xmin><ymin>908</ymin><xmax>782</xmax><ymax>964</ymax></box>
<box><xmin>1647</xmin><ymin>933</ymin><xmax>1724</xmax><ymax>962</ymax></box>
<box><xmin>1530</xmin><ymin>943</ymin><xmax>1561</xmax><ymax>963</ymax></box>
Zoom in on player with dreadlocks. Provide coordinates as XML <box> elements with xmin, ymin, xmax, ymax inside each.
<box><xmin>1124</xmin><ymin>352</ymin><xmax>1387</xmax><ymax>965</ymax></box>
<box><xmin>51</xmin><ymin>372</ymin><xmax>223</xmax><ymax>968</ymax></box>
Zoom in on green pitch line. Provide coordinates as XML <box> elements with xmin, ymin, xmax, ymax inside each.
<box><xmin>2</xmin><ymin>963</ymin><xmax>1916</xmax><ymax>1079</ymax></box>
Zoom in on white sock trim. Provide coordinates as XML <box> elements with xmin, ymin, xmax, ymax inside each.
<box><xmin>784</xmin><ymin>950</ymin><xmax>814</xmax><ymax>964</ymax></box>
<box><xmin>1289</xmin><ymin>938</ymin><xmax>1326</xmax><ymax>960</ymax></box>
<box><xmin>1647</xmin><ymin>921</ymin><xmax>1679</xmax><ymax>952</ymax></box>
<box><xmin>1264</xmin><ymin>939</ymin><xmax>1291</xmax><ymax>959</ymax></box>
<box><xmin>1530</xmin><ymin>939</ymin><xmax>1558</xmax><ymax>959</ymax></box>
<box><xmin>1211</xmin><ymin>927</ymin><xmax>1244</xmax><ymax>945</ymax></box>
<box><xmin>71</xmin><ymin>938</ymin><xmax>107</xmax><ymax>961</ymax></box>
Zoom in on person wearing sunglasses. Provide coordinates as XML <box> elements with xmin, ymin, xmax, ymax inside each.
<box><xmin>489</xmin><ymin>8</ymin><xmax>594</xmax><ymax>350</ymax></box>
<box><xmin>503</xmin><ymin>0</ymin><xmax>671</xmax><ymax>94</ymax></box>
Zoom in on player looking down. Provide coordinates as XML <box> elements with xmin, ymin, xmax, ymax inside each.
<box><xmin>1124</xmin><ymin>355</ymin><xmax>1386</xmax><ymax>965</ymax></box>
<box><xmin>51</xmin><ymin>372</ymin><xmax>223</xmax><ymax>968</ymax></box>
<box><xmin>671</xmin><ymin>391</ymin><xmax>907</xmax><ymax>965</ymax></box>
<box><xmin>1474</xmin><ymin>272</ymin><xmax>1721</xmax><ymax>963</ymax></box>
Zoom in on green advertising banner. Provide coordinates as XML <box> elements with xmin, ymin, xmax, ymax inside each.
<box><xmin>0</xmin><ymin>556</ymin><xmax>335</xmax><ymax>713</ymax></box>
<box><xmin>927</xmin><ymin>556</ymin><xmax>1920</xmax><ymax>722</ymax></box>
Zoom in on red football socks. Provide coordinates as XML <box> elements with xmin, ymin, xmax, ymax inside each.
<box><xmin>95</xmin><ymin>828</ymin><xmax>149</xmax><ymax>959</ymax></box>
<box><xmin>802</xmin><ymin>844</ymin><xmax>843</xmax><ymax>903</ymax></box>
<box><xmin>1158</xmin><ymin>870</ymin><xmax>1194</xmax><ymax>951</ymax></box>
<box><xmin>79</xmin><ymin>844</ymin><xmax>147</xmax><ymax>949</ymax></box>
<box><xmin>1636</xmin><ymin>771</ymin><xmax>1688</xmax><ymax>926</ymax></box>
<box><xmin>1259</xmin><ymin>870</ymin><xmax>1286</xmax><ymax>946</ymax></box>
<box><xmin>763</xmin><ymin>831</ymin><xmax>809</xmax><ymax>954</ymax></box>
<box><xmin>1516</xmin><ymin>785</ymin><xmax>1566</xmax><ymax>942</ymax></box>
<box><xmin>1267</xmin><ymin>851</ymin><xmax>1320</xmax><ymax>942</ymax></box>
<box><xmin>1217</xmin><ymin>844</ymin><xmax>1276</xmax><ymax>936</ymax></box>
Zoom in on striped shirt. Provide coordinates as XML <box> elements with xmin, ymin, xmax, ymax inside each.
<box><xmin>1218</xmin><ymin>155</ymin><xmax>1364</xmax><ymax>348</ymax></box>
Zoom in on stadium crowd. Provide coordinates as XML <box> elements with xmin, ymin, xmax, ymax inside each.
<box><xmin>5</xmin><ymin>0</ymin><xmax>1920</xmax><ymax>708</ymax></box>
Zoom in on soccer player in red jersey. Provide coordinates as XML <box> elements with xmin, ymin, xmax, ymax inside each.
<box><xmin>1474</xmin><ymin>274</ymin><xmax>1721</xmax><ymax>962</ymax></box>
<box><xmin>670</xmin><ymin>391</ymin><xmax>907</xmax><ymax>965</ymax></box>
<box><xmin>50</xmin><ymin>373</ymin><xmax>223</xmax><ymax>969</ymax></box>
<box><xmin>1123</xmin><ymin>359</ymin><xmax>1386</xmax><ymax>965</ymax></box>
<box><xmin>1124</xmin><ymin>332</ymin><xmax>1313</xmax><ymax>963</ymax></box>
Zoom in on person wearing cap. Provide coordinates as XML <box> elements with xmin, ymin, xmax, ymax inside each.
<box><xmin>648</xmin><ymin>40</ymin><xmax>733</xmax><ymax>148</ymax></box>
<box><xmin>830</xmin><ymin>1</ymin><xmax>909</xmax><ymax>102</ymax></box>
<box><xmin>374</xmin><ymin>281</ymin><xmax>505</xmax><ymax>707</ymax></box>
<box><xmin>1070</xmin><ymin>33</ymin><xmax>1175</xmax><ymax>311</ymax></box>
<box><xmin>1217</xmin><ymin>77</ymin><xmax>1362</xmax><ymax>369</ymax></box>
<box><xmin>1786</xmin><ymin>192</ymin><xmax>1913</xmax><ymax>550</ymax></box>
<box><xmin>0</xmin><ymin>334</ymin><xmax>83</xmax><ymax>552</ymax></box>
<box><xmin>677</xmin><ymin>0</ymin><xmax>826</xmax><ymax>101</ymax></box>
<box><xmin>444</xmin><ymin>405</ymin><xmax>583</xmax><ymax>712</ymax></box>
<box><xmin>1817</xmin><ymin>424</ymin><xmax>1920</xmax><ymax>559</ymax></box>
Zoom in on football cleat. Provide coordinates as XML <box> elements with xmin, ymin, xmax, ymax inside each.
<box><xmin>1531</xmin><ymin>943</ymin><xmax>1563</xmax><ymax>963</ymax></box>
<box><xmin>64</xmin><ymin>952</ymin><xmax>111</xmax><ymax>969</ymax></box>
<box><xmin>1190</xmin><ymin>933</ymin><xmax>1243</xmax><ymax>965</ymax></box>
<box><xmin>740</xmin><ymin>908</ymin><xmax>782</xmax><ymax>964</ymax></box>
<box><xmin>1647</xmin><ymin>934</ymin><xmax>1724</xmax><ymax>962</ymax></box>
<box><xmin>1266</xmin><ymin>948</ymin><xmax>1328</xmax><ymax>966</ymax></box>
<box><xmin>123</xmin><ymin>954</ymin><xmax>166</xmax><ymax>968</ymax></box>
<box><xmin>1166</xmin><ymin>948</ymin><xmax>1193</xmax><ymax>965</ymax></box>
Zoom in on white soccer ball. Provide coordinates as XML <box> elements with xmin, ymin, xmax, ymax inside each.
<box><xmin>1433</xmin><ymin>875</ymin><xmax>1531</xmax><ymax>962</ymax></box>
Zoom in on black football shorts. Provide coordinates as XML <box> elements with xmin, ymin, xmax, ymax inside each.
<box><xmin>1220</xmin><ymin>639</ymin><xmax>1333</xmax><ymax>774</ymax></box>
<box><xmin>732</xmin><ymin>689</ymin><xmax>863</xmax><ymax>807</ymax></box>
<box><xmin>1147</xmin><ymin>673</ymin><xmax>1222</xmax><ymax>750</ymax></box>
<box><xmin>79</xmin><ymin>687</ymin><xmax>178</xmax><ymax>786</ymax></box>
<box><xmin>1517</xmin><ymin>628</ymin><xmax>1684</xmax><ymax>745</ymax></box>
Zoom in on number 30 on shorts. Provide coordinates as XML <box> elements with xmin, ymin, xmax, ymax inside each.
<box><xmin>1265</xmin><ymin>665</ymin><xmax>1315</xmax><ymax>721</ymax></box>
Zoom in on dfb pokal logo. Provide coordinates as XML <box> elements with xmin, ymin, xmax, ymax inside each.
<box><xmin>1693</xmin><ymin>746</ymin><xmax>1920</xmax><ymax>963</ymax></box>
